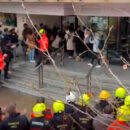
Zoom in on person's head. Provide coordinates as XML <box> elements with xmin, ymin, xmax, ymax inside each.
<box><xmin>78</xmin><ymin>94</ymin><xmax>90</xmax><ymax>106</ymax></box>
<box><xmin>0</xmin><ymin>107</ymin><xmax>6</xmax><ymax>121</ymax></box>
<box><xmin>77</xmin><ymin>26</ymin><xmax>81</xmax><ymax>31</ymax></box>
<box><xmin>53</xmin><ymin>100</ymin><xmax>65</xmax><ymax>113</ymax></box>
<box><xmin>33</xmin><ymin>103</ymin><xmax>46</xmax><ymax>118</ymax></box>
<box><xmin>117</xmin><ymin>105</ymin><xmax>130</xmax><ymax>122</ymax></box>
<box><xmin>40</xmin><ymin>23</ymin><xmax>44</xmax><ymax>28</ymax></box>
<box><xmin>26</xmin><ymin>29</ymin><xmax>33</xmax><ymax>37</ymax></box>
<box><xmin>36</xmin><ymin>97</ymin><xmax>45</xmax><ymax>104</ymax></box>
<box><xmin>0</xmin><ymin>31</ymin><xmax>2</xmax><ymax>35</ymax></box>
<box><xmin>99</xmin><ymin>90</ymin><xmax>111</xmax><ymax>101</ymax></box>
<box><xmin>66</xmin><ymin>91</ymin><xmax>76</xmax><ymax>103</ymax></box>
<box><xmin>69</xmin><ymin>26</ymin><xmax>74</xmax><ymax>33</ymax></box>
<box><xmin>115</xmin><ymin>87</ymin><xmax>126</xmax><ymax>99</ymax></box>
<box><xmin>23</xmin><ymin>23</ymin><xmax>28</xmax><ymax>29</ymax></box>
<box><xmin>10</xmin><ymin>28</ymin><xmax>15</xmax><ymax>34</ymax></box>
<box><xmin>7</xmin><ymin>103</ymin><xmax>16</xmax><ymax>115</ymax></box>
<box><xmin>124</xmin><ymin>95</ymin><xmax>130</xmax><ymax>107</ymax></box>
<box><xmin>4</xmin><ymin>28</ymin><xmax>8</xmax><ymax>33</ymax></box>
<box><xmin>103</xmin><ymin>104</ymin><xmax>113</xmax><ymax>114</ymax></box>
<box><xmin>39</xmin><ymin>29</ymin><xmax>46</xmax><ymax>35</ymax></box>
<box><xmin>95</xmin><ymin>32</ymin><xmax>100</xmax><ymax>38</ymax></box>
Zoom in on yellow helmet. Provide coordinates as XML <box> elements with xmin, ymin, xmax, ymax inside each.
<box><xmin>33</xmin><ymin>103</ymin><xmax>46</xmax><ymax>117</ymax></box>
<box><xmin>53</xmin><ymin>100</ymin><xmax>65</xmax><ymax>113</ymax></box>
<box><xmin>79</xmin><ymin>94</ymin><xmax>90</xmax><ymax>106</ymax></box>
<box><xmin>117</xmin><ymin>105</ymin><xmax>130</xmax><ymax>122</ymax></box>
<box><xmin>39</xmin><ymin>29</ymin><xmax>45</xmax><ymax>34</ymax></box>
<box><xmin>115</xmin><ymin>87</ymin><xmax>126</xmax><ymax>99</ymax></box>
<box><xmin>125</xmin><ymin>95</ymin><xmax>130</xmax><ymax>107</ymax></box>
<box><xmin>99</xmin><ymin>90</ymin><xmax>111</xmax><ymax>100</ymax></box>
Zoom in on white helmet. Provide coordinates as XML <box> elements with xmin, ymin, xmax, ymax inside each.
<box><xmin>66</xmin><ymin>91</ymin><xmax>76</xmax><ymax>103</ymax></box>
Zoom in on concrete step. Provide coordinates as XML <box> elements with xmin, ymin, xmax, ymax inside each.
<box><xmin>3</xmin><ymin>61</ymin><xmax>130</xmax><ymax>100</ymax></box>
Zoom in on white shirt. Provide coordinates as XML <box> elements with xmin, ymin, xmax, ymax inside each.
<box><xmin>89</xmin><ymin>37</ymin><xmax>100</xmax><ymax>53</ymax></box>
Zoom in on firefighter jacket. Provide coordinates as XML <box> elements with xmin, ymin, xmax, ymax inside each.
<box><xmin>0</xmin><ymin>51</ymin><xmax>5</xmax><ymax>70</ymax></box>
<box><xmin>30</xmin><ymin>117</ymin><xmax>53</xmax><ymax>130</ymax></box>
<box><xmin>52</xmin><ymin>112</ymin><xmax>73</xmax><ymax>130</ymax></box>
<box><xmin>37</xmin><ymin>34</ymin><xmax>49</xmax><ymax>52</ymax></box>
<box><xmin>108</xmin><ymin>120</ymin><xmax>130</xmax><ymax>130</ymax></box>
<box><xmin>0</xmin><ymin>113</ymin><xmax>29</xmax><ymax>130</ymax></box>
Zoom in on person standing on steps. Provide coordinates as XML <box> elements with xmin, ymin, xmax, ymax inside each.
<box><xmin>88</xmin><ymin>32</ymin><xmax>101</xmax><ymax>68</ymax></box>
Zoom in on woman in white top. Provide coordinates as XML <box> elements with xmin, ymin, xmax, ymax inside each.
<box><xmin>65</xmin><ymin>29</ymin><xmax>75</xmax><ymax>59</ymax></box>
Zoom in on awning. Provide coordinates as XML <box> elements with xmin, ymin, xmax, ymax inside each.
<box><xmin>0</xmin><ymin>2</ymin><xmax>70</xmax><ymax>16</ymax></box>
<box><xmin>0</xmin><ymin>2</ymin><xmax>130</xmax><ymax>17</ymax></box>
<box><xmin>73</xmin><ymin>3</ymin><xmax>130</xmax><ymax>17</ymax></box>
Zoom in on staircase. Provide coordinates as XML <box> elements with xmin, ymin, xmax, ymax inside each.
<box><xmin>2</xmin><ymin>61</ymin><xmax>130</xmax><ymax>101</ymax></box>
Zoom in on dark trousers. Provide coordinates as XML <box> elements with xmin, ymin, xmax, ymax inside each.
<box><xmin>4</xmin><ymin>62</ymin><xmax>9</xmax><ymax>78</ymax></box>
<box><xmin>68</xmin><ymin>50</ymin><xmax>74</xmax><ymax>57</ymax></box>
<box><xmin>91</xmin><ymin>52</ymin><xmax>100</xmax><ymax>65</ymax></box>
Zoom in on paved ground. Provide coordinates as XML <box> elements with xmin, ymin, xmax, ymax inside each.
<box><xmin>0</xmin><ymin>87</ymin><xmax>36</xmax><ymax>118</ymax></box>
<box><xmin>0</xmin><ymin>87</ymin><xmax>53</xmax><ymax>118</ymax></box>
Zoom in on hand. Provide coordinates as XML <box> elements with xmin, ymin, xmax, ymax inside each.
<box><xmin>21</xmin><ymin>108</ymin><xmax>27</xmax><ymax>115</ymax></box>
<box><xmin>11</xmin><ymin>45</ymin><xmax>16</xmax><ymax>48</ymax></box>
<box><xmin>3</xmin><ymin>54</ymin><xmax>7</xmax><ymax>58</ymax></box>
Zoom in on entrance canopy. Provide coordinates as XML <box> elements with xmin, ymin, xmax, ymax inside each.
<box><xmin>0</xmin><ymin>2</ymin><xmax>130</xmax><ymax>17</ymax></box>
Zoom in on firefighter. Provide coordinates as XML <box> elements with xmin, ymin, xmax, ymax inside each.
<box><xmin>0</xmin><ymin>50</ymin><xmax>7</xmax><ymax>84</ymax></box>
<box><xmin>108</xmin><ymin>105</ymin><xmax>130</xmax><ymax>130</ymax></box>
<box><xmin>72</xmin><ymin>94</ymin><xmax>95</xmax><ymax>130</ymax></box>
<box><xmin>31</xmin><ymin>98</ymin><xmax>53</xmax><ymax>120</ymax></box>
<box><xmin>65</xmin><ymin>91</ymin><xmax>78</xmax><ymax>115</ymax></box>
<box><xmin>124</xmin><ymin>95</ymin><xmax>130</xmax><ymax>107</ymax></box>
<box><xmin>114</xmin><ymin>87</ymin><xmax>126</xmax><ymax>108</ymax></box>
<box><xmin>52</xmin><ymin>100</ymin><xmax>73</xmax><ymax>130</ymax></box>
<box><xmin>0</xmin><ymin>103</ymin><xmax>29</xmax><ymax>130</ymax></box>
<box><xmin>30</xmin><ymin>103</ymin><xmax>53</xmax><ymax>130</ymax></box>
<box><xmin>95</xmin><ymin>90</ymin><xmax>111</xmax><ymax>113</ymax></box>
<box><xmin>35</xmin><ymin>29</ymin><xmax>49</xmax><ymax>67</ymax></box>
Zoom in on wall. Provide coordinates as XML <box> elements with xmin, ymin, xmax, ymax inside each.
<box><xmin>0</xmin><ymin>14</ymin><xmax>61</xmax><ymax>39</ymax></box>
<box><xmin>27</xmin><ymin>15</ymin><xmax>61</xmax><ymax>29</ymax></box>
<box><xmin>0</xmin><ymin>14</ymin><xmax>27</xmax><ymax>39</ymax></box>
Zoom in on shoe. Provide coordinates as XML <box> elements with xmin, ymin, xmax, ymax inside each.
<box><xmin>4</xmin><ymin>76</ymin><xmax>10</xmax><ymax>79</ymax></box>
<box><xmin>0</xmin><ymin>81</ymin><xmax>3</xmax><ymax>84</ymax></box>
<box><xmin>68</xmin><ymin>56</ymin><xmax>73</xmax><ymax>59</ymax></box>
<box><xmin>96</xmin><ymin>65</ymin><xmax>101</xmax><ymax>68</ymax></box>
<box><xmin>30</xmin><ymin>60</ymin><xmax>35</xmax><ymax>63</ymax></box>
<box><xmin>8</xmin><ymin>71</ymin><xmax>12</xmax><ymax>74</ymax></box>
<box><xmin>88</xmin><ymin>63</ymin><xmax>92</xmax><ymax>67</ymax></box>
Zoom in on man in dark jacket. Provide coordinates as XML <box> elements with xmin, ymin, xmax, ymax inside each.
<box><xmin>95</xmin><ymin>90</ymin><xmax>111</xmax><ymax>113</ymax></box>
<box><xmin>1</xmin><ymin>34</ymin><xmax>12</xmax><ymax>79</ymax></box>
<box><xmin>52</xmin><ymin>100</ymin><xmax>73</xmax><ymax>130</ymax></box>
<box><xmin>30</xmin><ymin>103</ymin><xmax>53</xmax><ymax>130</ymax></box>
<box><xmin>72</xmin><ymin>94</ymin><xmax>95</xmax><ymax>130</ymax></box>
<box><xmin>65</xmin><ymin>91</ymin><xmax>78</xmax><ymax>115</ymax></box>
<box><xmin>93</xmin><ymin>104</ymin><xmax>114</xmax><ymax>130</ymax></box>
<box><xmin>73</xmin><ymin>26</ymin><xmax>85</xmax><ymax>59</ymax></box>
<box><xmin>0</xmin><ymin>103</ymin><xmax>30</xmax><ymax>130</ymax></box>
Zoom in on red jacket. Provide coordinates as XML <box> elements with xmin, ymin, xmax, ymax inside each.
<box><xmin>108</xmin><ymin>120</ymin><xmax>129</xmax><ymax>130</ymax></box>
<box><xmin>0</xmin><ymin>51</ymin><xmax>5</xmax><ymax>70</ymax></box>
<box><xmin>37</xmin><ymin>34</ymin><xmax>49</xmax><ymax>52</ymax></box>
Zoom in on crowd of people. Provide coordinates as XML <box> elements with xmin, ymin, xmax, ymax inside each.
<box><xmin>0</xmin><ymin>23</ymin><xmax>129</xmax><ymax>130</ymax></box>
<box><xmin>21</xmin><ymin>22</ymin><xmax>105</xmax><ymax>68</ymax></box>
<box><xmin>0</xmin><ymin>22</ymin><xmax>106</xmax><ymax>84</ymax></box>
<box><xmin>0</xmin><ymin>87</ymin><xmax>129</xmax><ymax>130</ymax></box>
